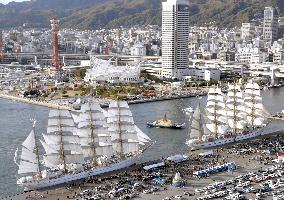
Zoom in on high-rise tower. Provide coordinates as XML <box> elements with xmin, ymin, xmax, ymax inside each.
<box><xmin>50</xmin><ymin>18</ymin><xmax>61</xmax><ymax>78</ymax></box>
<box><xmin>162</xmin><ymin>0</ymin><xmax>189</xmax><ymax>80</ymax></box>
<box><xmin>263</xmin><ymin>7</ymin><xmax>279</xmax><ymax>42</ymax></box>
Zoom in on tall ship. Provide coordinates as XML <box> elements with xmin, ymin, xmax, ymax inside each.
<box><xmin>186</xmin><ymin>82</ymin><xmax>270</xmax><ymax>151</ymax></box>
<box><xmin>15</xmin><ymin>101</ymin><xmax>152</xmax><ymax>190</ymax></box>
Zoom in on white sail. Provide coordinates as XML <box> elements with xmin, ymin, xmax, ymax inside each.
<box><xmin>20</xmin><ymin>148</ymin><xmax>37</xmax><ymax>161</ymax></box>
<box><xmin>18</xmin><ymin>160</ymin><xmax>38</xmax><ymax>174</ymax></box>
<box><xmin>18</xmin><ymin>126</ymin><xmax>40</xmax><ymax>175</ymax></box>
<box><xmin>43</xmin><ymin>154</ymin><xmax>84</xmax><ymax>168</ymax></box>
<box><xmin>49</xmin><ymin>110</ymin><xmax>72</xmax><ymax>118</ymax></box>
<box><xmin>40</xmin><ymin>140</ymin><xmax>58</xmax><ymax>155</ymax></box>
<box><xmin>47</xmin><ymin>126</ymin><xmax>75</xmax><ymax>135</ymax></box>
<box><xmin>188</xmin><ymin>100</ymin><xmax>204</xmax><ymax>140</ymax></box>
<box><xmin>22</xmin><ymin>130</ymin><xmax>35</xmax><ymax>151</ymax></box>
<box><xmin>43</xmin><ymin>134</ymin><xmax>80</xmax><ymax>145</ymax></box>
<box><xmin>42</xmin><ymin>109</ymin><xmax>84</xmax><ymax>169</ymax></box>
<box><xmin>226</xmin><ymin>83</ymin><xmax>248</xmax><ymax>134</ymax></box>
<box><xmin>244</xmin><ymin>82</ymin><xmax>269</xmax><ymax>127</ymax></box>
<box><xmin>81</xmin><ymin>144</ymin><xmax>113</xmax><ymax>158</ymax></box>
<box><xmin>76</xmin><ymin>128</ymin><xmax>108</xmax><ymax>138</ymax></box>
<box><xmin>41</xmin><ymin>144</ymin><xmax>84</xmax><ymax>168</ymax></box>
<box><xmin>204</xmin><ymin>87</ymin><xmax>229</xmax><ymax>138</ymax></box>
<box><xmin>76</xmin><ymin>102</ymin><xmax>114</xmax><ymax>161</ymax></box>
<box><xmin>112</xmin><ymin>141</ymin><xmax>139</xmax><ymax>154</ymax></box>
<box><xmin>48</xmin><ymin>118</ymin><xmax>74</xmax><ymax>127</ymax></box>
<box><xmin>107</xmin><ymin>100</ymin><xmax>150</xmax><ymax>155</ymax></box>
<box><xmin>71</xmin><ymin>113</ymin><xmax>80</xmax><ymax>124</ymax></box>
<box><xmin>43</xmin><ymin>155</ymin><xmax>61</xmax><ymax>168</ymax></box>
<box><xmin>135</xmin><ymin>125</ymin><xmax>151</xmax><ymax>145</ymax></box>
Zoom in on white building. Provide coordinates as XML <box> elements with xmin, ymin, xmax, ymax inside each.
<box><xmin>241</xmin><ymin>23</ymin><xmax>255</xmax><ymax>40</ymax></box>
<box><xmin>237</xmin><ymin>46</ymin><xmax>266</xmax><ymax>64</ymax></box>
<box><xmin>141</xmin><ymin>61</ymin><xmax>163</xmax><ymax>78</ymax></box>
<box><xmin>84</xmin><ymin>57</ymin><xmax>143</xmax><ymax>84</ymax></box>
<box><xmin>186</xmin><ymin>66</ymin><xmax>221</xmax><ymax>81</ymax></box>
<box><xmin>162</xmin><ymin>0</ymin><xmax>189</xmax><ymax>80</ymax></box>
<box><xmin>20</xmin><ymin>44</ymin><xmax>37</xmax><ymax>53</ymax></box>
<box><xmin>273</xmin><ymin>53</ymin><xmax>283</xmax><ymax>64</ymax></box>
<box><xmin>130</xmin><ymin>44</ymin><xmax>146</xmax><ymax>56</ymax></box>
<box><xmin>263</xmin><ymin>7</ymin><xmax>279</xmax><ymax>42</ymax></box>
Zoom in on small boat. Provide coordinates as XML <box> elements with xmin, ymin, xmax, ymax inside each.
<box><xmin>147</xmin><ymin>114</ymin><xmax>185</xmax><ymax>129</ymax></box>
<box><xmin>183</xmin><ymin>107</ymin><xmax>194</xmax><ymax>115</ymax></box>
<box><xmin>272</xmin><ymin>110</ymin><xmax>284</xmax><ymax>118</ymax></box>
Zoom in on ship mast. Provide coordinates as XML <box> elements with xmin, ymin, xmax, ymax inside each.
<box><xmin>32</xmin><ymin>121</ymin><xmax>42</xmax><ymax>178</ymax></box>
<box><xmin>250</xmin><ymin>92</ymin><xmax>256</xmax><ymax>128</ymax></box>
<box><xmin>232</xmin><ymin>82</ymin><xmax>237</xmax><ymax>135</ymax></box>
<box><xmin>117</xmin><ymin>100</ymin><xmax>123</xmax><ymax>158</ymax></box>
<box><xmin>89</xmin><ymin>102</ymin><xmax>97</xmax><ymax>166</ymax></box>
<box><xmin>197</xmin><ymin>99</ymin><xmax>204</xmax><ymax>140</ymax></box>
<box><xmin>213</xmin><ymin>86</ymin><xmax>218</xmax><ymax>138</ymax></box>
<box><xmin>58</xmin><ymin>109</ymin><xmax>67</xmax><ymax>173</ymax></box>
<box><xmin>244</xmin><ymin>82</ymin><xmax>262</xmax><ymax>129</ymax></box>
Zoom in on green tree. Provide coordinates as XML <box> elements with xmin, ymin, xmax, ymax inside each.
<box><xmin>74</xmin><ymin>68</ymin><xmax>87</xmax><ymax>79</ymax></box>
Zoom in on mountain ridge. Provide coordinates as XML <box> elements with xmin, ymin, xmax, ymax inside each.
<box><xmin>0</xmin><ymin>0</ymin><xmax>283</xmax><ymax>29</ymax></box>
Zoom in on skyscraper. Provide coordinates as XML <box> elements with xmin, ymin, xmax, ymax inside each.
<box><xmin>263</xmin><ymin>7</ymin><xmax>279</xmax><ymax>42</ymax></box>
<box><xmin>162</xmin><ymin>0</ymin><xmax>189</xmax><ymax>80</ymax></box>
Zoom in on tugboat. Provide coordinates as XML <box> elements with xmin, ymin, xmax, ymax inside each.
<box><xmin>147</xmin><ymin>114</ymin><xmax>185</xmax><ymax>129</ymax></box>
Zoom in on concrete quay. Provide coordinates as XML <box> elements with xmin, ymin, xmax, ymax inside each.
<box><xmin>0</xmin><ymin>93</ymin><xmax>73</xmax><ymax>110</ymax></box>
<box><xmin>0</xmin><ymin>90</ymin><xmax>208</xmax><ymax>110</ymax></box>
<box><xmin>128</xmin><ymin>91</ymin><xmax>207</xmax><ymax>105</ymax></box>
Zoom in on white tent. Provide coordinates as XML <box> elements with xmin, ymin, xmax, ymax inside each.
<box><xmin>143</xmin><ymin>162</ymin><xmax>165</xmax><ymax>171</ymax></box>
<box><xmin>167</xmin><ymin>154</ymin><xmax>188</xmax><ymax>163</ymax></box>
<box><xmin>199</xmin><ymin>150</ymin><xmax>214</xmax><ymax>157</ymax></box>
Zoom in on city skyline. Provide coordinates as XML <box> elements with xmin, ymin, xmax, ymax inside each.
<box><xmin>0</xmin><ymin>1</ymin><xmax>284</xmax><ymax>199</ymax></box>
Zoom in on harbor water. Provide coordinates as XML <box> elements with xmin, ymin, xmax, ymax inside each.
<box><xmin>0</xmin><ymin>87</ymin><xmax>284</xmax><ymax>196</ymax></box>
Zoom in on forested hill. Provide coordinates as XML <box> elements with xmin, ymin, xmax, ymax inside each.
<box><xmin>0</xmin><ymin>0</ymin><xmax>283</xmax><ymax>29</ymax></box>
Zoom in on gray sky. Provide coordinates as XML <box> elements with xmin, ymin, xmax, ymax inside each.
<box><xmin>0</xmin><ymin>0</ymin><xmax>27</xmax><ymax>4</ymax></box>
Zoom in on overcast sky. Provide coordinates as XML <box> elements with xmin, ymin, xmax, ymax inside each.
<box><xmin>0</xmin><ymin>0</ymin><xmax>27</xmax><ymax>4</ymax></box>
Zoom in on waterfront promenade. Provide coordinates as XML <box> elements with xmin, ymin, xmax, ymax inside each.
<box><xmin>0</xmin><ymin>93</ymin><xmax>73</xmax><ymax>110</ymax></box>
<box><xmin>0</xmin><ymin>89</ymin><xmax>208</xmax><ymax>110</ymax></box>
